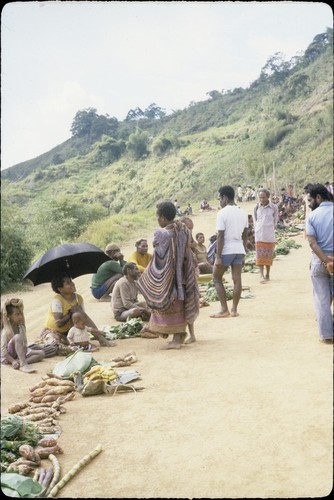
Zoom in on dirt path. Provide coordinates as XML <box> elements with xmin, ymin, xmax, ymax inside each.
<box><xmin>1</xmin><ymin>206</ymin><xmax>332</xmax><ymax>498</ymax></box>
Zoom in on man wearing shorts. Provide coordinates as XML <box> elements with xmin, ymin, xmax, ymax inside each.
<box><xmin>211</xmin><ymin>185</ymin><xmax>248</xmax><ymax>318</ymax></box>
<box><xmin>91</xmin><ymin>244</ymin><xmax>126</xmax><ymax>301</ymax></box>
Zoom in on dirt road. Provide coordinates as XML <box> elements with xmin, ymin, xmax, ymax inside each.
<box><xmin>1</xmin><ymin>207</ymin><xmax>332</xmax><ymax>498</ymax></box>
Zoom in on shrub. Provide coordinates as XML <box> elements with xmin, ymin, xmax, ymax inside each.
<box><xmin>263</xmin><ymin>125</ymin><xmax>293</xmax><ymax>150</ymax></box>
<box><xmin>1</xmin><ymin>228</ymin><xmax>34</xmax><ymax>292</ymax></box>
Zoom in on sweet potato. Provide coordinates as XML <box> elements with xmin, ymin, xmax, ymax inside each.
<box><xmin>44</xmin><ymin>386</ymin><xmax>74</xmax><ymax>396</ymax></box>
<box><xmin>7</xmin><ymin>402</ymin><xmax>29</xmax><ymax>413</ymax></box>
<box><xmin>35</xmin><ymin>444</ymin><xmax>63</xmax><ymax>459</ymax></box>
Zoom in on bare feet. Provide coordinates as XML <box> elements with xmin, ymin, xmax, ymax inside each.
<box><xmin>140</xmin><ymin>331</ymin><xmax>158</xmax><ymax>339</ymax></box>
<box><xmin>99</xmin><ymin>296</ymin><xmax>111</xmax><ymax>302</ymax></box>
<box><xmin>160</xmin><ymin>342</ymin><xmax>182</xmax><ymax>350</ymax></box>
<box><xmin>210</xmin><ymin>312</ymin><xmax>230</xmax><ymax>318</ymax></box>
<box><xmin>100</xmin><ymin>340</ymin><xmax>116</xmax><ymax>347</ymax></box>
<box><xmin>260</xmin><ymin>277</ymin><xmax>270</xmax><ymax>284</ymax></box>
<box><xmin>20</xmin><ymin>365</ymin><xmax>37</xmax><ymax>373</ymax></box>
<box><xmin>230</xmin><ymin>311</ymin><xmax>239</xmax><ymax>317</ymax></box>
<box><xmin>184</xmin><ymin>336</ymin><xmax>196</xmax><ymax>344</ymax></box>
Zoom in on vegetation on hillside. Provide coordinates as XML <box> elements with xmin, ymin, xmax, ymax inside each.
<box><xmin>1</xmin><ymin>29</ymin><xmax>333</xmax><ymax>292</ymax></box>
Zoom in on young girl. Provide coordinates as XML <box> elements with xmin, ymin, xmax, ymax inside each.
<box><xmin>67</xmin><ymin>311</ymin><xmax>107</xmax><ymax>352</ymax></box>
<box><xmin>1</xmin><ymin>298</ymin><xmax>45</xmax><ymax>373</ymax></box>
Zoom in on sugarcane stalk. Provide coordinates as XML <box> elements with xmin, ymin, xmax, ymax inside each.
<box><xmin>44</xmin><ymin>454</ymin><xmax>60</xmax><ymax>497</ymax></box>
<box><xmin>47</xmin><ymin>444</ymin><xmax>102</xmax><ymax>498</ymax></box>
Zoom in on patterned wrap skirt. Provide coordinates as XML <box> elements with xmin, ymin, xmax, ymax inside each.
<box><xmin>255</xmin><ymin>242</ymin><xmax>275</xmax><ymax>266</ymax></box>
<box><xmin>147</xmin><ymin>299</ymin><xmax>187</xmax><ymax>335</ymax></box>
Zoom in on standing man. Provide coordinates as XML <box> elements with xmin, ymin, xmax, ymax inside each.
<box><xmin>306</xmin><ymin>184</ymin><xmax>333</xmax><ymax>344</ymax></box>
<box><xmin>127</xmin><ymin>239</ymin><xmax>152</xmax><ymax>273</ymax></box>
<box><xmin>112</xmin><ymin>263</ymin><xmax>151</xmax><ymax>323</ymax></box>
<box><xmin>253</xmin><ymin>188</ymin><xmax>279</xmax><ymax>283</ymax></box>
<box><xmin>210</xmin><ymin>185</ymin><xmax>248</xmax><ymax>318</ymax></box>
<box><xmin>91</xmin><ymin>244</ymin><xmax>126</xmax><ymax>302</ymax></box>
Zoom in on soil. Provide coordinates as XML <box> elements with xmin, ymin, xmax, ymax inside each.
<box><xmin>1</xmin><ymin>205</ymin><xmax>333</xmax><ymax>499</ymax></box>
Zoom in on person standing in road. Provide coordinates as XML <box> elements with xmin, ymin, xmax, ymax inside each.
<box><xmin>306</xmin><ymin>183</ymin><xmax>333</xmax><ymax>344</ymax></box>
<box><xmin>253</xmin><ymin>188</ymin><xmax>279</xmax><ymax>283</ymax></box>
<box><xmin>210</xmin><ymin>185</ymin><xmax>248</xmax><ymax>318</ymax></box>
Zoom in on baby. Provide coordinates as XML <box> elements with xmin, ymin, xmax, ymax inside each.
<box><xmin>67</xmin><ymin>312</ymin><xmax>105</xmax><ymax>352</ymax></box>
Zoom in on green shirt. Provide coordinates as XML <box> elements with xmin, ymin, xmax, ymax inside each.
<box><xmin>91</xmin><ymin>259</ymin><xmax>126</xmax><ymax>288</ymax></box>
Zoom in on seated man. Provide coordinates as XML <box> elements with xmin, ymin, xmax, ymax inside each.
<box><xmin>112</xmin><ymin>263</ymin><xmax>151</xmax><ymax>322</ymax></box>
<box><xmin>200</xmin><ymin>199</ymin><xmax>213</xmax><ymax>211</ymax></box>
<box><xmin>127</xmin><ymin>239</ymin><xmax>152</xmax><ymax>273</ymax></box>
<box><xmin>91</xmin><ymin>244</ymin><xmax>126</xmax><ymax>302</ymax></box>
<box><xmin>194</xmin><ymin>232</ymin><xmax>213</xmax><ymax>274</ymax></box>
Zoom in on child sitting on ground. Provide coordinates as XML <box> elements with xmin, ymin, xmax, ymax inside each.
<box><xmin>68</xmin><ymin>312</ymin><xmax>115</xmax><ymax>351</ymax></box>
<box><xmin>0</xmin><ymin>298</ymin><xmax>45</xmax><ymax>373</ymax></box>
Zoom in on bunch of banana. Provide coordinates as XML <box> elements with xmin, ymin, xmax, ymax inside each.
<box><xmin>83</xmin><ymin>365</ymin><xmax>117</xmax><ymax>383</ymax></box>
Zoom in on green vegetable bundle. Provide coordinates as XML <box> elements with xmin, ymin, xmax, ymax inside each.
<box><xmin>1</xmin><ymin>416</ymin><xmax>42</xmax><ymax>472</ymax></box>
<box><xmin>104</xmin><ymin>318</ymin><xmax>144</xmax><ymax>339</ymax></box>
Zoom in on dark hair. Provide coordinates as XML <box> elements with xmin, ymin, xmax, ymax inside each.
<box><xmin>308</xmin><ymin>183</ymin><xmax>332</xmax><ymax>201</ymax></box>
<box><xmin>123</xmin><ymin>262</ymin><xmax>137</xmax><ymax>276</ymax></box>
<box><xmin>135</xmin><ymin>239</ymin><xmax>147</xmax><ymax>248</ymax></box>
<box><xmin>156</xmin><ymin>201</ymin><xmax>176</xmax><ymax>221</ymax></box>
<box><xmin>51</xmin><ymin>272</ymin><xmax>72</xmax><ymax>293</ymax></box>
<box><xmin>218</xmin><ymin>185</ymin><xmax>235</xmax><ymax>201</ymax></box>
<box><xmin>303</xmin><ymin>183</ymin><xmax>314</xmax><ymax>193</ymax></box>
<box><xmin>195</xmin><ymin>232</ymin><xmax>204</xmax><ymax>239</ymax></box>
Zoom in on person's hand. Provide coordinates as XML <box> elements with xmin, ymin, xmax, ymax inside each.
<box><xmin>214</xmin><ymin>258</ymin><xmax>222</xmax><ymax>268</ymax></box>
<box><xmin>325</xmin><ymin>257</ymin><xmax>334</xmax><ymax>274</ymax></box>
<box><xmin>12</xmin><ymin>360</ymin><xmax>20</xmax><ymax>369</ymax></box>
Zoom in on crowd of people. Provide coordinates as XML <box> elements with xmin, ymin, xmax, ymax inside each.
<box><xmin>1</xmin><ymin>181</ymin><xmax>333</xmax><ymax>372</ymax></box>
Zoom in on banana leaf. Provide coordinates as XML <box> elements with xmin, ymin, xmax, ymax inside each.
<box><xmin>52</xmin><ymin>350</ymin><xmax>94</xmax><ymax>379</ymax></box>
<box><xmin>1</xmin><ymin>473</ymin><xmax>43</xmax><ymax>497</ymax></box>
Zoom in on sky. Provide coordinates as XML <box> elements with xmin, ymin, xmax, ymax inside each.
<box><xmin>1</xmin><ymin>1</ymin><xmax>332</xmax><ymax>171</ymax></box>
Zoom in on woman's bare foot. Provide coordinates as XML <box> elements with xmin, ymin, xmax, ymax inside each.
<box><xmin>20</xmin><ymin>364</ymin><xmax>37</xmax><ymax>373</ymax></box>
<box><xmin>160</xmin><ymin>342</ymin><xmax>182</xmax><ymax>350</ymax></box>
<box><xmin>230</xmin><ymin>311</ymin><xmax>239</xmax><ymax>317</ymax></box>
<box><xmin>210</xmin><ymin>311</ymin><xmax>230</xmax><ymax>318</ymax></box>
<box><xmin>184</xmin><ymin>336</ymin><xmax>196</xmax><ymax>344</ymax></box>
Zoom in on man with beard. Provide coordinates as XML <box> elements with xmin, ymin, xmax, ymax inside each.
<box><xmin>306</xmin><ymin>183</ymin><xmax>333</xmax><ymax>344</ymax></box>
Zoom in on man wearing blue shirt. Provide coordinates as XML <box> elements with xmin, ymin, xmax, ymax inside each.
<box><xmin>306</xmin><ymin>184</ymin><xmax>333</xmax><ymax>344</ymax></box>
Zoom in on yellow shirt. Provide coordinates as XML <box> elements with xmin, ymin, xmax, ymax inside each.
<box><xmin>127</xmin><ymin>251</ymin><xmax>152</xmax><ymax>273</ymax></box>
<box><xmin>45</xmin><ymin>293</ymin><xmax>84</xmax><ymax>333</ymax></box>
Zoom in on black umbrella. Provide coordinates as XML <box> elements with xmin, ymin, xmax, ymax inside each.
<box><xmin>23</xmin><ymin>242</ymin><xmax>111</xmax><ymax>286</ymax></box>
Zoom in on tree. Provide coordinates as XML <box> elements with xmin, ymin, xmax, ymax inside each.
<box><xmin>143</xmin><ymin>103</ymin><xmax>166</xmax><ymax>119</ymax></box>
<box><xmin>70</xmin><ymin>108</ymin><xmax>119</xmax><ymax>141</ymax></box>
<box><xmin>260</xmin><ymin>52</ymin><xmax>292</xmax><ymax>84</ymax></box>
<box><xmin>206</xmin><ymin>90</ymin><xmax>221</xmax><ymax>101</ymax></box>
<box><xmin>125</xmin><ymin>107</ymin><xmax>144</xmax><ymax>121</ymax></box>
<box><xmin>127</xmin><ymin>130</ymin><xmax>149</xmax><ymax>160</ymax></box>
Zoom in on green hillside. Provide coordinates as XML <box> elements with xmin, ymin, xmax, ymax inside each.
<box><xmin>1</xmin><ymin>29</ymin><xmax>333</xmax><ymax>291</ymax></box>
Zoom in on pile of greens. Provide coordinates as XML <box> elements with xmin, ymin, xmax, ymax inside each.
<box><xmin>104</xmin><ymin>318</ymin><xmax>145</xmax><ymax>339</ymax></box>
<box><xmin>203</xmin><ymin>281</ymin><xmax>233</xmax><ymax>302</ymax></box>
<box><xmin>1</xmin><ymin>415</ymin><xmax>42</xmax><ymax>473</ymax></box>
<box><xmin>275</xmin><ymin>238</ymin><xmax>302</xmax><ymax>255</ymax></box>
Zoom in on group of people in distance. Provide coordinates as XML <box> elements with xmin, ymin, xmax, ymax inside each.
<box><xmin>1</xmin><ymin>183</ymin><xmax>333</xmax><ymax>373</ymax></box>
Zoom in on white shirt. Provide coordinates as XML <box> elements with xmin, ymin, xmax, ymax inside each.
<box><xmin>216</xmin><ymin>205</ymin><xmax>248</xmax><ymax>255</ymax></box>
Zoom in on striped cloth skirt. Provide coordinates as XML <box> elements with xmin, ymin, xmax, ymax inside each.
<box><xmin>147</xmin><ymin>299</ymin><xmax>187</xmax><ymax>336</ymax></box>
<box><xmin>255</xmin><ymin>242</ymin><xmax>275</xmax><ymax>266</ymax></box>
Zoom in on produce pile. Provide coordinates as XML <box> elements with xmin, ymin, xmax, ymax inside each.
<box><xmin>1</xmin><ymin>350</ymin><xmax>143</xmax><ymax>496</ymax></box>
<box><xmin>275</xmin><ymin>237</ymin><xmax>302</xmax><ymax>255</ymax></box>
<box><xmin>103</xmin><ymin>317</ymin><xmax>145</xmax><ymax>339</ymax></box>
<box><xmin>1</xmin><ymin>414</ymin><xmax>63</xmax><ymax>496</ymax></box>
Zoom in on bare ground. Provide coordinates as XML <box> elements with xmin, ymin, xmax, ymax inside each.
<box><xmin>1</xmin><ymin>207</ymin><xmax>333</xmax><ymax>498</ymax></box>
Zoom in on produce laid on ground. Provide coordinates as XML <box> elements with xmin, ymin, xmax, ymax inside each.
<box><xmin>102</xmin><ymin>317</ymin><xmax>145</xmax><ymax>339</ymax></box>
<box><xmin>1</xmin><ymin>351</ymin><xmax>144</xmax><ymax>496</ymax></box>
